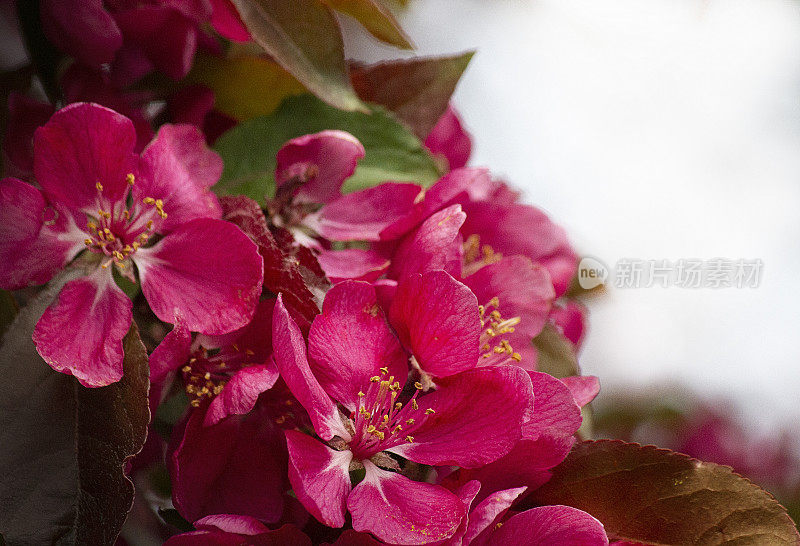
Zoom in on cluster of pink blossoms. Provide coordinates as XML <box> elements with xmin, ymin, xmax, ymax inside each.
<box><xmin>0</xmin><ymin>101</ymin><xmax>606</xmax><ymax>544</ymax></box>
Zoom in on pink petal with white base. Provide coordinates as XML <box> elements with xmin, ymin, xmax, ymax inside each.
<box><xmin>308</xmin><ymin>281</ymin><xmax>407</xmax><ymax>410</ymax></box>
<box><xmin>316</xmin><ymin>248</ymin><xmax>389</xmax><ymax>283</ymax></box>
<box><xmin>312</xmin><ymin>183</ymin><xmax>423</xmax><ymax>241</ymax></box>
<box><xmin>34</xmin><ymin>103</ymin><xmax>137</xmax><ymax>209</ymax></box>
<box><xmin>487</xmin><ymin>505</ymin><xmax>608</xmax><ymax>545</ymax></box>
<box><xmin>137</xmin><ymin>124</ymin><xmax>223</xmax><ymax>232</ymax></box>
<box><xmin>285</xmin><ymin>430</ymin><xmax>352</xmax><ymax>528</ymax></box>
<box><xmin>560</xmin><ymin>375</ymin><xmax>600</xmax><ymax>408</ymax></box>
<box><xmin>389</xmin><ymin>271</ymin><xmax>479</xmax><ymax>378</ymax></box>
<box><xmin>33</xmin><ymin>271</ymin><xmax>132</xmax><ymax>387</ymax></box>
<box><xmin>349</xmin><ymin>461</ymin><xmax>466</xmax><ymax>545</ymax></box>
<box><xmin>0</xmin><ymin>178</ymin><xmax>83</xmax><ymax>290</ymax></box>
<box><xmin>389</xmin><ymin>366</ymin><xmax>531</xmax><ymax>468</ymax></box>
<box><xmin>388</xmin><ymin>204</ymin><xmax>465</xmax><ymax>280</ymax></box>
<box><xmin>276</xmin><ymin>130</ymin><xmax>365</xmax><ymax>204</ymax></box>
<box><xmin>272</xmin><ymin>295</ymin><xmax>346</xmax><ymax>441</ymax></box>
<box><xmin>136</xmin><ymin>217</ymin><xmax>263</xmax><ymax>335</ymax></box>
<box><xmin>205</xmin><ymin>364</ymin><xmax>280</xmax><ymax>426</ymax></box>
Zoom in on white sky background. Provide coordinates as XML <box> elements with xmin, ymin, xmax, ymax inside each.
<box><xmin>344</xmin><ymin>0</ymin><xmax>800</xmax><ymax>429</ymax></box>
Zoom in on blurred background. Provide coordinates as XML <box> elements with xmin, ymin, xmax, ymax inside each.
<box><xmin>345</xmin><ymin>0</ymin><xmax>800</xmax><ymax>437</ymax></box>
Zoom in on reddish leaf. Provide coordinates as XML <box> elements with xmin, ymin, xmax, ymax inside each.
<box><xmin>220</xmin><ymin>195</ymin><xmax>329</xmax><ymax>327</ymax></box>
<box><xmin>527</xmin><ymin>440</ymin><xmax>800</xmax><ymax>545</ymax></box>
<box><xmin>229</xmin><ymin>0</ymin><xmax>365</xmax><ymax>112</ymax></box>
<box><xmin>0</xmin><ymin>273</ymin><xmax>150</xmax><ymax>544</ymax></box>
<box><xmin>350</xmin><ymin>52</ymin><xmax>474</xmax><ymax>139</ymax></box>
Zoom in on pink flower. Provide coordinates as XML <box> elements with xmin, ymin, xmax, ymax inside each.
<box><xmin>149</xmin><ymin>299</ymin><xmax>280</xmax><ymax>426</ymax></box>
<box><xmin>0</xmin><ymin>103</ymin><xmax>263</xmax><ymax>386</ymax></box>
<box><xmin>272</xmin><ymin>283</ymin><xmax>534</xmax><ymax>545</ymax></box>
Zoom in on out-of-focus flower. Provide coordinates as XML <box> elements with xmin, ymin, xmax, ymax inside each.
<box><xmin>0</xmin><ymin>102</ymin><xmax>263</xmax><ymax>386</ymax></box>
<box><xmin>40</xmin><ymin>0</ymin><xmax>215</xmax><ymax>85</ymax></box>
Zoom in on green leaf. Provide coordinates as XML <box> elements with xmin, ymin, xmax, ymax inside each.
<box><xmin>527</xmin><ymin>440</ymin><xmax>800</xmax><ymax>545</ymax></box>
<box><xmin>229</xmin><ymin>0</ymin><xmax>365</xmax><ymax>112</ymax></box>
<box><xmin>0</xmin><ymin>274</ymin><xmax>150</xmax><ymax>545</ymax></box>
<box><xmin>214</xmin><ymin>94</ymin><xmax>441</xmax><ymax>204</ymax></box>
<box><xmin>350</xmin><ymin>52</ymin><xmax>474</xmax><ymax>139</ymax></box>
<box><xmin>532</xmin><ymin>322</ymin><xmax>580</xmax><ymax>379</ymax></box>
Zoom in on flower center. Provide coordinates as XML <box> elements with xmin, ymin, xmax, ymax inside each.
<box><xmin>346</xmin><ymin>368</ymin><xmax>436</xmax><ymax>461</ymax></box>
<box><xmin>463</xmin><ymin>233</ymin><xmax>502</xmax><ymax>276</ymax></box>
<box><xmin>181</xmin><ymin>343</ymin><xmax>257</xmax><ymax>407</ymax></box>
<box><xmin>82</xmin><ymin>174</ymin><xmax>167</xmax><ymax>270</ymax></box>
<box><xmin>479</xmin><ymin>297</ymin><xmax>522</xmax><ymax>365</ymax></box>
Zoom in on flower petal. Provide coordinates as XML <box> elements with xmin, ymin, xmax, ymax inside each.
<box><xmin>389</xmin><ymin>366</ymin><xmax>532</xmax><ymax>468</ymax></box>
<box><xmin>276</xmin><ymin>130</ymin><xmax>365</xmax><ymax>204</ymax></box>
<box><xmin>441</xmin><ymin>480</ymin><xmax>482</xmax><ymax>546</ymax></box>
<box><xmin>523</xmin><ymin>371</ymin><xmax>583</xmax><ymax>442</ymax></box>
<box><xmin>194</xmin><ymin>514</ymin><xmax>269</xmax><ymax>534</ymax></box>
<box><xmin>169</xmin><ymin>406</ymin><xmax>288</xmax><ymax>523</ymax></box>
<box><xmin>424</xmin><ymin>106</ymin><xmax>472</xmax><ymax>171</ymax></box>
<box><xmin>487</xmin><ymin>505</ymin><xmax>608</xmax><ymax>545</ymax></box>
<box><xmin>149</xmin><ymin>316</ymin><xmax>192</xmax><ymax>384</ymax></box>
<box><xmin>560</xmin><ymin>375</ymin><xmax>600</xmax><ymax>408</ymax></box>
<box><xmin>550</xmin><ymin>301</ymin><xmax>587</xmax><ymax>348</ymax></box>
<box><xmin>32</xmin><ymin>271</ymin><xmax>132</xmax><ymax>387</ymax></box>
<box><xmin>316</xmin><ymin>248</ymin><xmax>389</xmax><ymax>284</ymax></box>
<box><xmin>285</xmin><ymin>430</ymin><xmax>352</xmax><ymax>529</ymax></box>
<box><xmin>388</xmin><ymin>204</ymin><xmax>465</xmax><ymax>280</ymax></box>
<box><xmin>136</xmin><ymin>217</ymin><xmax>263</xmax><ymax>335</ymax></box>
<box><xmin>348</xmin><ymin>461</ymin><xmax>466</xmax><ymax>545</ymax></box>
<box><xmin>205</xmin><ymin>364</ymin><xmax>280</xmax><ymax>426</ymax></box>
<box><xmin>210</xmin><ymin>0</ymin><xmax>251</xmax><ymax>41</ymax></box>
<box><xmin>272</xmin><ymin>295</ymin><xmax>346</xmax><ymax>441</ymax></box>
<box><xmin>311</xmin><ymin>182</ymin><xmax>423</xmax><ymax>242</ymax></box>
<box><xmin>389</xmin><ymin>271</ymin><xmax>479</xmax><ymax>378</ymax></box>
<box><xmin>308</xmin><ymin>281</ymin><xmax>407</xmax><ymax>411</ymax></box>
<box><xmin>34</xmin><ymin>102</ymin><xmax>137</xmax><ymax>209</ymax></box>
<box><xmin>0</xmin><ymin>178</ymin><xmax>83</xmax><ymax>289</ymax></box>
<box><xmin>137</xmin><ymin>123</ymin><xmax>223</xmax><ymax>232</ymax></box>
<box><xmin>463</xmin><ymin>487</ymin><xmax>527</xmax><ymax>545</ymax></box>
